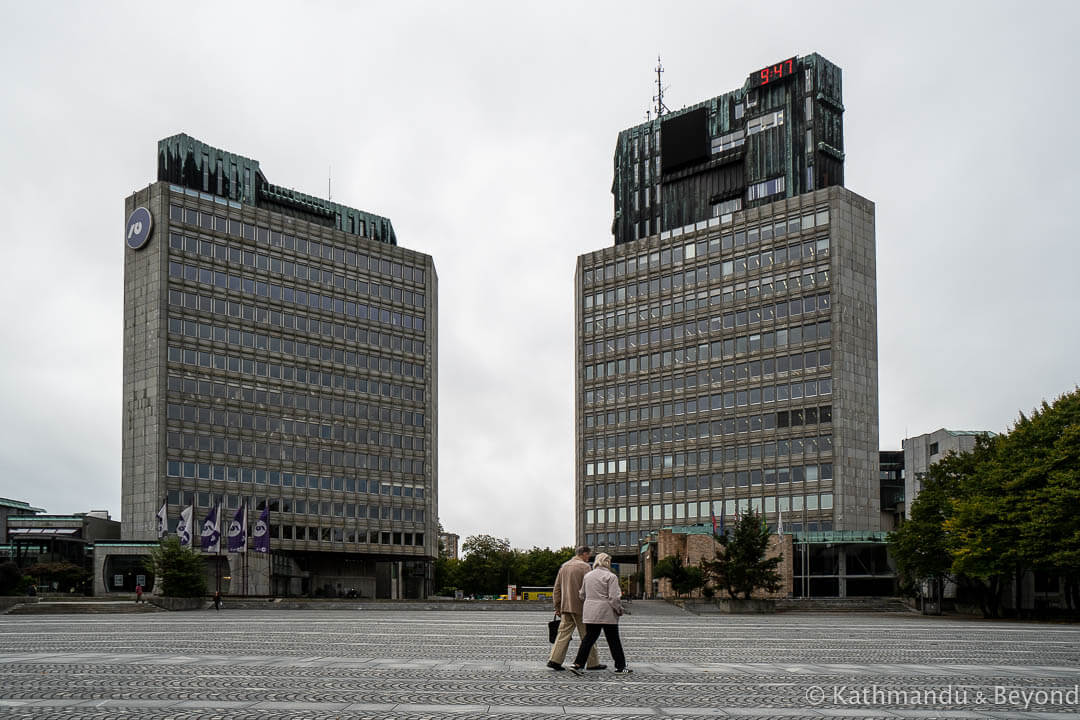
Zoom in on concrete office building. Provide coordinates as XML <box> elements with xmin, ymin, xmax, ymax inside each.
<box><xmin>122</xmin><ymin>134</ymin><xmax>437</xmax><ymax>598</ymax></box>
<box><xmin>576</xmin><ymin>53</ymin><xmax>879</xmax><ymax>565</ymax></box>
<box><xmin>902</xmin><ymin>429</ymin><xmax>992</xmax><ymax>519</ymax></box>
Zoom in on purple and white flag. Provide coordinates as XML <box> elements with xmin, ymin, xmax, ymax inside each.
<box><xmin>201</xmin><ymin>504</ymin><xmax>221</xmax><ymax>553</ymax></box>
<box><xmin>253</xmin><ymin>507</ymin><xmax>270</xmax><ymax>553</ymax></box>
<box><xmin>177</xmin><ymin>505</ymin><xmax>194</xmax><ymax>547</ymax></box>
<box><xmin>227</xmin><ymin>505</ymin><xmax>247</xmax><ymax>553</ymax></box>
<box><xmin>156</xmin><ymin>501</ymin><xmax>168</xmax><ymax>539</ymax></box>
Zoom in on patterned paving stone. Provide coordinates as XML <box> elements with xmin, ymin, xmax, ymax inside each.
<box><xmin>0</xmin><ymin>603</ymin><xmax>1078</xmax><ymax>718</ymax></box>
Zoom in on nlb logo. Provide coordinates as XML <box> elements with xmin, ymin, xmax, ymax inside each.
<box><xmin>126</xmin><ymin>207</ymin><xmax>153</xmax><ymax>249</ymax></box>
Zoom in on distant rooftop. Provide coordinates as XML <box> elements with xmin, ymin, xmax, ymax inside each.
<box><xmin>0</xmin><ymin>498</ymin><xmax>45</xmax><ymax>513</ymax></box>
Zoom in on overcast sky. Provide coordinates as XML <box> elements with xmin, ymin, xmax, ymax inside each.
<box><xmin>1</xmin><ymin>1</ymin><xmax>1077</xmax><ymax>549</ymax></box>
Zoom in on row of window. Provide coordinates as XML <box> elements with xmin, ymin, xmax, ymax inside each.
<box><xmin>586</xmin><ymin>463</ymin><xmax>833</xmax><ymax>500</ymax></box>
<box><xmin>585</xmin><ymin>434</ymin><xmax>833</xmax><ymax>476</ymax></box>
<box><xmin>584</xmin><ymin>238</ymin><xmax>830</xmax><ymax>313</ymax></box>
<box><xmin>590</xmin><ymin>350</ymin><xmax>832</xmax><ymax>397</ymax></box>
<box><xmin>167</xmin><ymin>289</ymin><xmax>426</xmax><ymax>374</ymax></box>
<box><xmin>167</xmin><ymin>471</ymin><xmax>425</xmax><ymax>499</ymax></box>
<box><xmin>587</xmin><ymin>403</ymin><xmax>832</xmax><ymax>442</ymax></box>
<box><xmin>586</xmin><ymin>304</ymin><xmax>830</xmax><ymax>374</ymax></box>
<box><xmin>168</xmin><ymin>316</ymin><xmax>424</xmax><ymax>381</ymax></box>
<box><xmin>166</xmin><ymin>428</ymin><xmax>425</xmax><ymax>476</ymax></box>
<box><xmin>588</xmin><ymin>372</ymin><xmax>831</xmax><ymax>410</ymax></box>
<box><xmin>169</xmin><ymin>232</ymin><xmax>426</xmax><ymax>309</ymax></box>
<box><xmin>168</xmin><ymin>260</ymin><xmax>426</xmax><ymax>334</ymax></box>
<box><xmin>166</xmin><ymin>402</ymin><xmax>425</xmax><ymax>451</ymax></box>
<box><xmin>170</xmin><ymin>490</ymin><xmax>425</xmax><ymax>524</ymax></box>
<box><xmin>584</xmin><ymin>322</ymin><xmax>832</xmax><ymax>395</ymax></box>
<box><xmin>587</xmin><ymin>493</ymin><xmax>833</xmax><ymax>527</ymax></box>
<box><xmin>583</xmin><ymin>208</ymin><xmax>830</xmax><ymax>285</ymax></box>
<box><xmin>747</xmin><ymin>176</ymin><xmax>786</xmax><ymax>202</ymax></box>
<box><xmin>166</xmin><ymin>374</ymin><xmax>424</xmax><ymax>428</ymax></box>
<box><xmin>278</xmin><ymin>527</ymin><xmax>425</xmax><ymax>546</ymax></box>
<box><xmin>585</xmin><ymin>265</ymin><xmax>829</xmax><ymax>335</ymax></box>
<box><xmin>169</xmin><ymin>203</ymin><xmax>425</xmax><ymax>285</ymax></box>
<box><xmin>167</xmin><ymin>344</ymin><xmax>423</xmax><ymax>407</ymax></box>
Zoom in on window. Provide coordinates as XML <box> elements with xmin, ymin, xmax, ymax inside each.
<box><xmin>747</xmin><ymin>177</ymin><xmax>786</xmax><ymax>202</ymax></box>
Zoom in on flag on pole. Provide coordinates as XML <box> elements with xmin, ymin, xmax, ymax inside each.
<box><xmin>201</xmin><ymin>504</ymin><xmax>221</xmax><ymax>553</ymax></box>
<box><xmin>253</xmin><ymin>506</ymin><xmax>270</xmax><ymax>553</ymax></box>
<box><xmin>156</xmin><ymin>500</ymin><xmax>168</xmax><ymax>539</ymax></box>
<box><xmin>177</xmin><ymin>505</ymin><xmax>194</xmax><ymax>547</ymax></box>
<box><xmin>777</xmin><ymin>507</ymin><xmax>784</xmax><ymax>536</ymax></box>
<box><xmin>227</xmin><ymin>504</ymin><xmax>247</xmax><ymax>553</ymax></box>
<box><xmin>710</xmin><ymin>509</ymin><xmax>717</xmax><ymax>535</ymax></box>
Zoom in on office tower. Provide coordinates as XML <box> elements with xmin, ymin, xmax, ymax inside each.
<box><xmin>123</xmin><ymin>134</ymin><xmax>437</xmax><ymax>598</ymax></box>
<box><xmin>576</xmin><ymin>54</ymin><xmax>878</xmax><ymax>564</ymax></box>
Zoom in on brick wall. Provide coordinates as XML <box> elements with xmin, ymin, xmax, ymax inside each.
<box><xmin>648</xmin><ymin>529</ymin><xmax>794</xmax><ymax>599</ymax></box>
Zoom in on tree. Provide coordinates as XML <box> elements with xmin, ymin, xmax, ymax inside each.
<box><xmin>518</xmin><ymin>546</ymin><xmax>573</xmax><ymax>587</ymax></box>
<box><xmin>702</xmin><ymin>510</ymin><xmax>782</xmax><ymax>599</ymax></box>
<box><xmin>143</xmin><ymin>537</ymin><xmax>207</xmax><ymax>597</ymax></box>
<box><xmin>23</xmin><ymin>561</ymin><xmax>89</xmax><ymax>594</ymax></box>
<box><xmin>653</xmin><ymin>554</ymin><xmax>705</xmax><ymax>598</ymax></box>
<box><xmin>0</xmin><ymin>562</ymin><xmax>23</xmax><ymax>596</ymax></box>
<box><xmin>889</xmin><ymin>451</ymin><xmax>965</xmax><ymax>602</ymax></box>
<box><xmin>889</xmin><ymin>388</ymin><xmax>1080</xmax><ymax>617</ymax></box>
<box><xmin>458</xmin><ymin>535</ymin><xmax>515</xmax><ymax>596</ymax></box>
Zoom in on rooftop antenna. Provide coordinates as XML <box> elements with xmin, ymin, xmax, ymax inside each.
<box><xmin>653</xmin><ymin>55</ymin><xmax>670</xmax><ymax>118</ymax></box>
<box><xmin>328</xmin><ymin>165</ymin><xmax>332</xmax><ymax>201</ymax></box>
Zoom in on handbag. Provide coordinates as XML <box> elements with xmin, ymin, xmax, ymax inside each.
<box><xmin>547</xmin><ymin>614</ymin><xmax>561</xmax><ymax>643</ymax></box>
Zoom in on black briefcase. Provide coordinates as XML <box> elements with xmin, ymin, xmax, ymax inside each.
<box><xmin>547</xmin><ymin>614</ymin><xmax>561</xmax><ymax>643</ymax></box>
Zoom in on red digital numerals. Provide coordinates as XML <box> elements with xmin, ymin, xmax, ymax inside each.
<box><xmin>755</xmin><ymin>58</ymin><xmax>796</xmax><ymax>86</ymax></box>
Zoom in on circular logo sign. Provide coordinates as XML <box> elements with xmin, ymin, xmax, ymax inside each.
<box><xmin>126</xmin><ymin>207</ymin><xmax>153</xmax><ymax>250</ymax></box>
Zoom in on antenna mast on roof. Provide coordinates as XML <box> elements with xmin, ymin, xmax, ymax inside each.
<box><xmin>653</xmin><ymin>55</ymin><xmax>669</xmax><ymax>119</ymax></box>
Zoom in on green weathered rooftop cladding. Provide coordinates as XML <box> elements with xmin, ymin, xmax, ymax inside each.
<box><xmin>611</xmin><ymin>52</ymin><xmax>844</xmax><ymax>245</ymax></box>
<box><xmin>0</xmin><ymin>498</ymin><xmax>45</xmax><ymax>513</ymax></box>
<box><xmin>157</xmin><ymin>133</ymin><xmax>396</xmax><ymax>245</ymax></box>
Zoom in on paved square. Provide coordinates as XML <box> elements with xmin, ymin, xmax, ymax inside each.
<box><xmin>0</xmin><ymin>601</ymin><xmax>1078</xmax><ymax>718</ymax></box>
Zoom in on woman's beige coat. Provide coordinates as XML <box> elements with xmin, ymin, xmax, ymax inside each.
<box><xmin>578</xmin><ymin>567</ymin><xmax>623</xmax><ymax>624</ymax></box>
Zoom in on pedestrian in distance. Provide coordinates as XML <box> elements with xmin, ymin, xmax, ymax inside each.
<box><xmin>546</xmin><ymin>545</ymin><xmax>605</xmax><ymax>672</ymax></box>
<box><xmin>134</xmin><ymin>584</ymin><xmax>143</xmax><ymax>604</ymax></box>
<box><xmin>569</xmin><ymin>552</ymin><xmax>631</xmax><ymax>675</ymax></box>
<box><xmin>213</xmin><ymin>590</ymin><xmax>222</xmax><ymax>610</ymax></box>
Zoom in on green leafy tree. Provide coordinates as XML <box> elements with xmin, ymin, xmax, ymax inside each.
<box><xmin>653</xmin><ymin>554</ymin><xmax>705</xmax><ymax>598</ymax></box>
<box><xmin>434</xmin><ymin>555</ymin><xmax>461</xmax><ymax>595</ymax></box>
<box><xmin>23</xmin><ymin>561</ymin><xmax>89</xmax><ymax>594</ymax></box>
<box><xmin>891</xmin><ymin>388</ymin><xmax>1080</xmax><ymax>617</ymax></box>
<box><xmin>143</xmin><ymin>537</ymin><xmax>207</xmax><ymax>597</ymax></box>
<box><xmin>519</xmin><ymin>546</ymin><xmax>573</xmax><ymax>587</ymax></box>
<box><xmin>458</xmin><ymin>535</ymin><xmax>515</xmax><ymax>596</ymax></box>
<box><xmin>889</xmin><ymin>451</ymin><xmax>965</xmax><ymax>599</ymax></box>
<box><xmin>703</xmin><ymin>510</ymin><xmax>782</xmax><ymax>599</ymax></box>
<box><xmin>0</xmin><ymin>562</ymin><xmax>22</xmax><ymax>596</ymax></box>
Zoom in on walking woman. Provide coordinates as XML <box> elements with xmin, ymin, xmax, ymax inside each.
<box><xmin>569</xmin><ymin>552</ymin><xmax>631</xmax><ymax>674</ymax></box>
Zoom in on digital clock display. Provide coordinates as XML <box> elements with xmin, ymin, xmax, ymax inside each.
<box><xmin>749</xmin><ymin>56</ymin><xmax>797</xmax><ymax>88</ymax></box>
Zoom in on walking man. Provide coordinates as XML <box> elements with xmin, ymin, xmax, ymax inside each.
<box><xmin>547</xmin><ymin>545</ymin><xmax>605</xmax><ymax>671</ymax></box>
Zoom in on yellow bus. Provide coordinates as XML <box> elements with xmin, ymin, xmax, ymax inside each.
<box><xmin>518</xmin><ymin>586</ymin><xmax>555</xmax><ymax>601</ymax></box>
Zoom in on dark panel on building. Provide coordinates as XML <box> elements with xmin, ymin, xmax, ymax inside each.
<box><xmin>661</xmin><ymin>107</ymin><xmax>709</xmax><ymax>173</ymax></box>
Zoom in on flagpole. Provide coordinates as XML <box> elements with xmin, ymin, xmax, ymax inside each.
<box><xmin>243</xmin><ymin>503</ymin><xmax>248</xmax><ymax>597</ymax></box>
